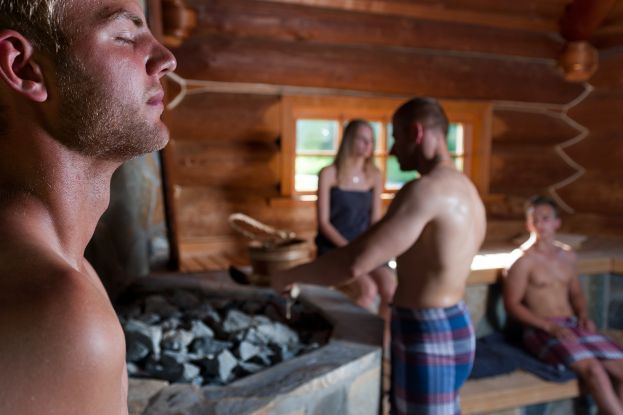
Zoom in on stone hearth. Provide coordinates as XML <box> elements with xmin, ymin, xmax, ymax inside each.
<box><xmin>123</xmin><ymin>274</ymin><xmax>384</xmax><ymax>415</ymax></box>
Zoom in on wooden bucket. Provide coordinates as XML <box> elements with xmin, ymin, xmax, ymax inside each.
<box><xmin>247</xmin><ymin>239</ymin><xmax>310</xmax><ymax>286</ymax></box>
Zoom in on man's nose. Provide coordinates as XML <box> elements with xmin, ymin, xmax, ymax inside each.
<box><xmin>147</xmin><ymin>41</ymin><xmax>178</xmax><ymax>78</ymax></box>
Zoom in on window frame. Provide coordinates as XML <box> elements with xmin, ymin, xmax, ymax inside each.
<box><xmin>280</xmin><ymin>95</ymin><xmax>492</xmax><ymax>199</ymax></box>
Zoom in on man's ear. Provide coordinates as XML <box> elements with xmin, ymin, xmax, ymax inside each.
<box><xmin>410</xmin><ymin>121</ymin><xmax>424</xmax><ymax>145</ymax></box>
<box><xmin>0</xmin><ymin>30</ymin><xmax>48</xmax><ymax>102</ymax></box>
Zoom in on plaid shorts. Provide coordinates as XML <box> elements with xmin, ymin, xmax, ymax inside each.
<box><xmin>390</xmin><ymin>302</ymin><xmax>475</xmax><ymax>415</ymax></box>
<box><xmin>524</xmin><ymin>317</ymin><xmax>623</xmax><ymax>367</ymax></box>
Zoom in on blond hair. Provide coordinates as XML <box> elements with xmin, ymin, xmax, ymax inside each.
<box><xmin>334</xmin><ymin>119</ymin><xmax>378</xmax><ymax>184</ymax></box>
<box><xmin>0</xmin><ymin>0</ymin><xmax>68</xmax><ymax>54</ymax></box>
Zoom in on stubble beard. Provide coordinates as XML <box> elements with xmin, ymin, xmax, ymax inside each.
<box><xmin>55</xmin><ymin>55</ymin><xmax>168</xmax><ymax>162</ymax></box>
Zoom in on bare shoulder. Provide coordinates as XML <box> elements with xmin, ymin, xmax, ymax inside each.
<box><xmin>0</xmin><ymin>258</ymin><xmax>127</xmax><ymax>414</ymax></box>
<box><xmin>555</xmin><ymin>241</ymin><xmax>577</xmax><ymax>262</ymax></box>
<box><xmin>318</xmin><ymin>164</ymin><xmax>337</xmax><ymax>181</ymax></box>
<box><xmin>507</xmin><ymin>249</ymin><xmax>535</xmax><ymax>277</ymax></box>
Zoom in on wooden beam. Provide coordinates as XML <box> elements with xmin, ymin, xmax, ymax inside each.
<box><xmin>190</xmin><ymin>0</ymin><xmax>563</xmax><ymax>60</ymax></box>
<box><xmin>560</xmin><ymin>0</ymin><xmax>618</xmax><ymax>41</ymax></box>
<box><xmin>173</xmin><ymin>36</ymin><xmax>584</xmax><ymax>104</ymax></box>
<box><xmin>254</xmin><ymin>0</ymin><xmax>558</xmax><ymax>33</ymax></box>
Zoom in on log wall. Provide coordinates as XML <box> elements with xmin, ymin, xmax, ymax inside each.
<box><xmin>162</xmin><ymin>0</ymin><xmax>623</xmax><ymax>270</ymax></box>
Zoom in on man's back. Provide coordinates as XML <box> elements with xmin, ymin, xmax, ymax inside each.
<box><xmin>391</xmin><ymin>165</ymin><xmax>486</xmax><ymax>309</ymax></box>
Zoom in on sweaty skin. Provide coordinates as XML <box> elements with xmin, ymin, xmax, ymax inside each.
<box><xmin>272</xmin><ymin>112</ymin><xmax>486</xmax><ymax>310</ymax></box>
<box><xmin>504</xmin><ymin>203</ymin><xmax>623</xmax><ymax>415</ymax></box>
<box><xmin>0</xmin><ymin>0</ymin><xmax>176</xmax><ymax>413</ymax></box>
<box><xmin>504</xmin><ymin>204</ymin><xmax>590</xmax><ymax>336</ymax></box>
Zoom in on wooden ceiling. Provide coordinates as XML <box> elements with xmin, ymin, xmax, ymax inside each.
<box><xmin>256</xmin><ymin>0</ymin><xmax>623</xmax><ymax>47</ymax></box>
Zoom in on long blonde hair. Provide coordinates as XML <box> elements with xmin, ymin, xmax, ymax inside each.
<box><xmin>334</xmin><ymin>119</ymin><xmax>378</xmax><ymax>184</ymax></box>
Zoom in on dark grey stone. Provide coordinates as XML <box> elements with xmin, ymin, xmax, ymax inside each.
<box><xmin>222</xmin><ymin>309</ymin><xmax>255</xmax><ymax>334</ymax></box>
<box><xmin>190</xmin><ymin>320</ymin><xmax>214</xmax><ymax>339</ymax></box>
<box><xmin>144</xmin><ymin>295</ymin><xmax>180</xmax><ymax>319</ymax></box>
<box><xmin>189</xmin><ymin>337</ymin><xmax>231</xmax><ymax>358</ymax></box>
<box><xmin>124</xmin><ymin>319</ymin><xmax>155</xmax><ymax>362</ymax></box>
<box><xmin>145</xmin><ymin>355</ymin><xmax>184</xmax><ymax>382</ymax></box>
<box><xmin>161</xmin><ymin>329</ymin><xmax>194</xmax><ymax>352</ymax></box>
<box><xmin>179</xmin><ymin>363</ymin><xmax>201</xmax><ymax>383</ymax></box>
<box><xmin>170</xmin><ymin>290</ymin><xmax>201</xmax><ymax>310</ymax></box>
<box><xmin>237</xmin><ymin>341</ymin><xmax>261</xmax><ymax>361</ymax></box>
<box><xmin>256</xmin><ymin>322</ymin><xmax>299</xmax><ymax>345</ymax></box>
<box><xmin>186</xmin><ymin>303</ymin><xmax>221</xmax><ymax>324</ymax></box>
<box><xmin>137</xmin><ymin>313</ymin><xmax>161</xmax><ymax>325</ymax></box>
<box><xmin>202</xmin><ymin>350</ymin><xmax>239</xmax><ymax>383</ymax></box>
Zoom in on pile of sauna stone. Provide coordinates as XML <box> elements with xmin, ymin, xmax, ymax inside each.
<box><xmin>117</xmin><ymin>289</ymin><xmax>331</xmax><ymax>386</ymax></box>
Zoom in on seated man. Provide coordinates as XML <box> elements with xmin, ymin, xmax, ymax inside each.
<box><xmin>504</xmin><ymin>195</ymin><xmax>623</xmax><ymax>415</ymax></box>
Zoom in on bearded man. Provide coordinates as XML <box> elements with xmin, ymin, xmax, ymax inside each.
<box><xmin>0</xmin><ymin>1</ymin><xmax>176</xmax><ymax>413</ymax></box>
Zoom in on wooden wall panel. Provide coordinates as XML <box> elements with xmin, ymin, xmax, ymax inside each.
<box><xmin>188</xmin><ymin>0</ymin><xmax>562</xmax><ymax>59</ymax></box>
<box><xmin>172</xmin><ymin>35</ymin><xmax>583</xmax><ymax>103</ymax></box>
<box><xmin>492</xmin><ymin>110</ymin><xmax>579</xmax><ymax>145</ymax></box>
<box><xmin>174</xmin><ymin>141</ymin><xmax>279</xmax><ymax>191</ymax></box>
<box><xmin>590</xmin><ymin>52</ymin><xmax>623</xmax><ymax>89</ymax></box>
<box><xmin>489</xmin><ymin>145</ymin><xmax>578</xmax><ymax>195</ymax></box>
<box><xmin>166</xmin><ymin>92</ymin><xmax>281</xmax><ymax>142</ymax></box>
<box><xmin>568</xmin><ymin>91</ymin><xmax>623</xmax><ymax>132</ymax></box>
<box><xmin>559</xmin><ymin>172</ymin><xmax>623</xmax><ymax>216</ymax></box>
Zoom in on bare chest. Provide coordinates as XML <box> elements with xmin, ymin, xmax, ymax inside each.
<box><xmin>527</xmin><ymin>256</ymin><xmax>574</xmax><ymax>288</ymax></box>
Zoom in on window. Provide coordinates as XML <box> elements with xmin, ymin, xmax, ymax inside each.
<box><xmin>280</xmin><ymin>95</ymin><xmax>491</xmax><ymax>198</ymax></box>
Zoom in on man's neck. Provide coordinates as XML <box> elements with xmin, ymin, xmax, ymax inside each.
<box><xmin>0</xmin><ymin>132</ymin><xmax>121</xmax><ymax>270</ymax></box>
<box><xmin>531</xmin><ymin>236</ymin><xmax>559</xmax><ymax>254</ymax></box>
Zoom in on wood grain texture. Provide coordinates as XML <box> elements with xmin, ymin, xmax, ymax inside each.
<box><xmin>489</xmin><ymin>145</ymin><xmax>577</xmax><ymax>195</ymax></box>
<box><xmin>186</xmin><ymin>0</ymin><xmax>563</xmax><ymax>59</ymax></box>
<box><xmin>171</xmin><ymin>35</ymin><xmax>583</xmax><ymax>103</ymax></box>
<box><xmin>492</xmin><ymin>109</ymin><xmax>580</xmax><ymax>145</ymax></box>
<box><xmin>167</xmin><ymin>92</ymin><xmax>281</xmax><ymax>142</ymax></box>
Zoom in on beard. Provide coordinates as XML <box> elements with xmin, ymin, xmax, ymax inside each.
<box><xmin>54</xmin><ymin>54</ymin><xmax>168</xmax><ymax>162</ymax></box>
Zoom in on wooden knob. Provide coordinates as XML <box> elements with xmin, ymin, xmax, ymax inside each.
<box><xmin>558</xmin><ymin>41</ymin><xmax>598</xmax><ymax>83</ymax></box>
<box><xmin>162</xmin><ymin>0</ymin><xmax>197</xmax><ymax>47</ymax></box>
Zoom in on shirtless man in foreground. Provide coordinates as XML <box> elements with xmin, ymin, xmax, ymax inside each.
<box><xmin>272</xmin><ymin>97</ymin><xmax>486</xmax><ymax>415</ymax></box>
<box><xmin>0</xmin><ymin>1</ymin><xmax>176</xmax><ymax>413</ymax></box>
<box><xmin>504</xmin><ymin>196</ymin><xmax>623</xmax><ymax>415</ymax></box>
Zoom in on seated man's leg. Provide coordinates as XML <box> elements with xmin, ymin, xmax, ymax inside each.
<box><xmin>390</xmin><ymin>303</ymin><xmax>474</xmax><ymax>415</ymax></box>
<box><xmin>602</xmin><ymin>359</ymin><xmax>623</xmax><ymax>402</ymax></box>
<box><xmin>571</xmin><ymin>358</ymin><xmax>623</xmax><ymax>415</ymax></box>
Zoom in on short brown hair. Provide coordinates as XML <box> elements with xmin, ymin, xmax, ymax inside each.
<box><xmin>394</xmin><ymin>97</ymin><xmax>449</xmax><ymax>137</ymax></box>
<box><xmin>525</xmin><ymin>195</ymin><xmax>560</xmax><ymax>218</ymax></box>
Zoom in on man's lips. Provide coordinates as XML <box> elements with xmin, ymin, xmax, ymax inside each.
<box><xmin>147</xmin><ymin>91</ymin><xmax>165</xmax><ymax>106</ymax></box>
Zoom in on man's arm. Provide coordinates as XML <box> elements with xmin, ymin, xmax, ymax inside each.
<box><xmin>273</xmin><ymin>179</ymin><xmax>434</xmax><ymax>290</ymax></box>
<box><xmin>567</xmin><ymin>251</ymin><xmax>596</xmax><ymax>331</ymax></box>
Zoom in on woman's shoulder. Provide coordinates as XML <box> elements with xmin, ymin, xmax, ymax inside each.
<box><xmin>319</xmin><ymin>164</ymin><xmax>337</xmax><ymax>179</ymax></box>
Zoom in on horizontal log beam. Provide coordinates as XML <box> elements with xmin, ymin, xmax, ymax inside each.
<box><xmin>252</xmin><ymin>0</ymin><xmax>557</xmax><ymax>33</ymax></box>
<box><xmin>172</xmin><ymin>36</ymin><xmax>584</xmax><ymax>104</ymax></box>
<box><xmin>187</xmin><ymin>0</ymin><xmax>563</xmax><ymax>60</ymax></box>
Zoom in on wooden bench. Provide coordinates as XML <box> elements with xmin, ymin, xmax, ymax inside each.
<box><xmin>461</xmin><ymin>371</ymin><xmax>580</xmax><ymax>414</ymax></box>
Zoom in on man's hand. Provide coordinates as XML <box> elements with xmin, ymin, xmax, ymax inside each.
<box><xmin>578</xmin><ymin>316</ymin><xmax>597</xmax><ymax>332</ymax></box>
<box><xmin>547</xmin><ymin>324</ymin><xmax>577</xmax><ymax>342</ymax></box>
